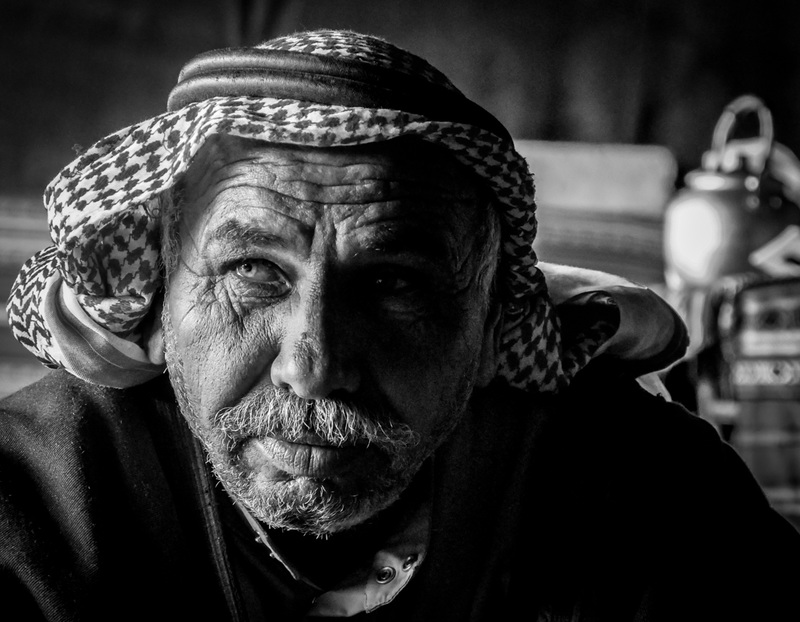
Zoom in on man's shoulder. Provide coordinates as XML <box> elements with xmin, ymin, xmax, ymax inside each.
<box><xmin>0</xmin><ymin>368</ymin><xmax>172</xmax><ymax>426</ymax></box>
<box><xmin>485</xmin><ymin>368</ymin><xmax>762</xmax><ymax>509</ymax></box>
<box><xmin>2</xmin><ymin>368</ymin><xmax>114</xmax><ymax>417</ymax></box>
<box><xmin>1</xmin><ymin>370</ymin><xmax>109</xmax><ymax>451</ymax></box>
<box><xmin>0</xmin><ymin>369</ymin><xmax>176</xmax><ymax>476</ymax></box>
<box><xmin>560</xmin><ymin>365</ymin><xmax>719</xmax><ymax>447</ymax></box>
<box><xmin>0</xmin><ymin>372</ymin><xmax>230</xmax><ymax>620</ymax></box>
<box><xmin>483</xmin><ymin>367</ymin><xmax>717</xmax><ymax>451</ymax></box>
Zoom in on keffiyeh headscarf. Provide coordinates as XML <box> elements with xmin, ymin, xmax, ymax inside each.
<box><xmin>6</xmin><ymin>29</ymin><xmax>616</xmax><ymax>393</ymax></box>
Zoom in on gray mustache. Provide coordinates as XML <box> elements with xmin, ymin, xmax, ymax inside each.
<box><xmin>214</xmin><ymin>386</ymin><xmax>419</xmax><ymax>453</ymax></box>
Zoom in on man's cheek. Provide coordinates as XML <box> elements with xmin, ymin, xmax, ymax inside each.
<box><xmin>180</xmin><ymin>304</ymin><xmax>282</xmax><ymax>409</ymax></box>
<box><xmin>174</xmin><ymin>275</ymin><xmax>255</xmax><ymax>343</ymax></box>
<box><xmin>373</xmin><ymin>316</ymin><xmax>473</xmax><ymax>375</ymax></box>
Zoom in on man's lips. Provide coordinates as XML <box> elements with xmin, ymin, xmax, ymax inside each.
<box><xmin>241</xmin><ymin>435</ymin><xmax>369</xmax><ymax>479</ymax></box>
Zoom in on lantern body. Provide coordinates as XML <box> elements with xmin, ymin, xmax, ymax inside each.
<box><xmin>664</xmin><ymin>170</ymin><xmax>800</xmax><ymax>289</ymax></box>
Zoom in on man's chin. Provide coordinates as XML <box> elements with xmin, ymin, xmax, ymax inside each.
<box><xmin>230</xmin><ymin>472</ymin><xmax>404</xmax><ymax>535</ymax></box>
<box><xmin>270</xmin><ymin>478</ymin><xmax>399</xmax><ymax>536</ymax></box>
<box><xmin>212</xmin><ymin>449</ymin><xmax>416</xmax><ymax>536</ymax></box>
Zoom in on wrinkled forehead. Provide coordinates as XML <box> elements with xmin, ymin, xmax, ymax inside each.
<box><xmin>179</xmin><ymin>134</ymin><xmax>488</xmax><ymax>233</ymax></box>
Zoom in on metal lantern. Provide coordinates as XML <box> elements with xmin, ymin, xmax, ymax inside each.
<box><xmin>663</xmin><ymin>95</ymin><xmax>800</xmax><ymax>291</ymax></box>
<box><xmin>663</xmin><ymin>99</ymin><xmax>800</xmax><ymax>529</ymax></box>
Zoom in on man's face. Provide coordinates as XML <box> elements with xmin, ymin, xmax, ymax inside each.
<box><xmin>162</xmin><ymin>136</ymin><xmax>499</xmax><ymax>536</ymax></box>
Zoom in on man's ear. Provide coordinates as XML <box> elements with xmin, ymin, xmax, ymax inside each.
<box><xmin>475</xmin><ymin>299</ymin><xmax>503</xmax><ymax>388</ymax></box>
<box><xmin>143</xmin><ymin>295</ymin><xmax>166</xmax><ymax>366</ymax></box>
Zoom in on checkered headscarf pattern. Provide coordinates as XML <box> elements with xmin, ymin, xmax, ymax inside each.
<box><xmin>258</xmin><ymin>29</ymin><xmax>457</xmax><ymax>89</ymax></box>
<box><xmin>7</xmin><ymin>30</ymin><xmax>612</xmax><ymax>393</ymax></box>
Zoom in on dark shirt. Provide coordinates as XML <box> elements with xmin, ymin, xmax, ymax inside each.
<box><xmin>1</xmin><ymin>367</ymin><xmax>799</xmax><ymax>621</ymax></box>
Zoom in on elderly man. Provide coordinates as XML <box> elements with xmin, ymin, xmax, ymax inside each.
<box><xmin>2</xmin><ymin>30</ymin><xmax>798</xmax><ymax>621</ymax></box>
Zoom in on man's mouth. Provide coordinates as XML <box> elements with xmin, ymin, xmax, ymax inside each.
<box><xmin>241</xmin><ymin>435</ymin><xmax>369</xmax><ymax>479</ymax></box>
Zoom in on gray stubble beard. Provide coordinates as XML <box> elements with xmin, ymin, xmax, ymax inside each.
<box><xmin>161</xmin><ymin>311</ymin><xmax>476</xmax><ymax>536</ymax></box>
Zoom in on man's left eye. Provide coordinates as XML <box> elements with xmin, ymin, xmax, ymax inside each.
<box><xmin>372</xmin><ymin>274</ymin><xmax>412</xmax><ymax>295</ymax></box>
<box><xmin>233</xmin><ymin>259</ymin><xmax>290</xmax><ymax>293</ymax></box>
<box><xmin>367</xmin><ymin>269</ymin><xmax>431</xmax><ymax>303</ymax></box>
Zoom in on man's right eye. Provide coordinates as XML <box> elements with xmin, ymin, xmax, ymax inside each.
<box><xmin>232</xmin><ymin>259</ymin><xmax>291</xmax><ymax>296</ymax></box>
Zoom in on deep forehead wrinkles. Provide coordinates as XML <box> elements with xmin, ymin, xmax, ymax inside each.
<box><xmin>180</xmin><ymin>135</ymin><xmax>485</xmax><ymax>238</ymax></box>
<box><xmin>260</xmin><ymin>151</ymin><xmax>479</xmax><ymax>208</ymax></box>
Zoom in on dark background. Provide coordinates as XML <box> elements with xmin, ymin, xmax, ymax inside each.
<box><xmin>2</xmin><ymin>0</ymin><xmax>798</xmax><ymax>192</ymax></box>
<box><xmin>1</xmin><ymin>0</ymin><xmax>798</xmax><ymax>395</ymax></box>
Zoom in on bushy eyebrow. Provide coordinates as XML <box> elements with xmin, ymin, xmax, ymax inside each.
<box><xmin>359</xmin><ymin>221</ymin><xmax>450</xmax><ymax>262</ymax></box>
<box><xmin>206</xmin><ymin>219</ymin><xmax>308</xmax><ymax>251</ymax></box>
<box><xmin>204</xmin><ymin>215</ymin><xmax>458</xmax><ymax>268</ymax></box>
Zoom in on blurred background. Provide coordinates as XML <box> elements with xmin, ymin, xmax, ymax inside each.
<box><xmin>2</xmin><ymin>0</ymin><xmax>800</xmax><ymax>526</ymax></box>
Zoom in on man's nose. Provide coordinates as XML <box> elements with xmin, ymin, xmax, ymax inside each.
<box><xmin>270</xmin><ymin>293</ymin><xmax>361</xmax><ymax>399</ymax></box>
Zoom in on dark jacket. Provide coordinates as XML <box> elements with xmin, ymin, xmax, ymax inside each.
<box><xmin>2</xmin><ymin>367</ymin><xmax>799</xmax><ymax>621</ymax></box>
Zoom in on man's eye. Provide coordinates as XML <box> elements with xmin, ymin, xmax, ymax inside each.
<box><xmin>364</xmin><ymin>269</ymin><xmax>437</xmax><ymax>316</ymax></box>
<box><xmin>368</xmin><ymin>269</ymin><xmax>432</xmax><ymax>300</ymax></box>
<box><xmin>233</xmin><ymin>259</ymin><xmax>290</xmax><ymax>293</ymax></box>
<box><xmin>372</xmin><ymin>274</ymin><xmax>411</xmax><ymax>294</ymax></box>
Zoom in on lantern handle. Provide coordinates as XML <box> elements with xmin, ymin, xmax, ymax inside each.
<box><xmin>709</xmin><ymin>94</ymin><xmax>773</xmax><ymax>175</ymax></box>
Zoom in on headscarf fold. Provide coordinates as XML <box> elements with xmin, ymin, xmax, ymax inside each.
<box><xmin>7</xmin><ymin>30</ymin><xmax>621</xmax><ymax>392</ymax></box>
